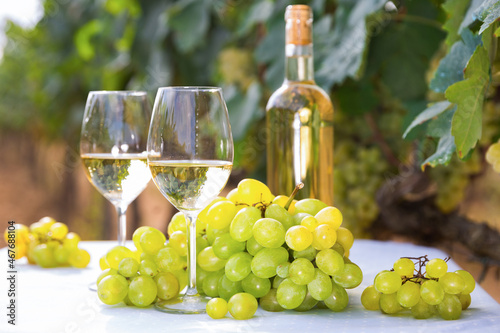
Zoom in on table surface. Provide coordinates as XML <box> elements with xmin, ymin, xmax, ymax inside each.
<box><xmin>1</xmin><ymin>240</ymin><xmax>499</xmax><ymax>333</ymax></box>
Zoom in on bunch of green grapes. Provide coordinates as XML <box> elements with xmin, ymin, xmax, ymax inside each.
<box><xmin>334</xmin><ymin>142</ymin><xmax>389</xmax><ymax>238</ymax></box>
<box><xmin>480</xmin><ymin>101</ymin><xmax>500</xmax><ymax>146</ymax></box>
<box><xmin>429</xmin><ymin>152</ymin><xmax>481</xmax><ymax>214</ymax></box>
<box><xmin>361</xmin><ymin>256</ymin><xmax>476</xmax><ymax>320</ymax></box>
<box><xmin>486</xmin><ymin>141</ymin><xmax>500</xmax><ymax>173</ymax></box>
<box><xmin>217</xmin><ymin>47</ymin><xmax>256</xmax><ymax>90</ymax></box>
<box><xmin>197</xmin><ymin>179</ymin><xmax>362</xmax><ymax>320</ymax></box>
<box><xmin>3</xmin><ymin>217</ymin><xmax>90</xmax><ymax>268</ymax></box>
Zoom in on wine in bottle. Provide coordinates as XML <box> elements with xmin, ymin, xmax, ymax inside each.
<box><xmin>266</xmin><ymin>4</ymin><xmax>334</xmax><ymax>204</ymax></box>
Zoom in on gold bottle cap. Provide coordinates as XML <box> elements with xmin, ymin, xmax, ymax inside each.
<box><xmin>285</xmin><ymin>5</ymin><xmax>313</xmax><ymax>45</ymax></box>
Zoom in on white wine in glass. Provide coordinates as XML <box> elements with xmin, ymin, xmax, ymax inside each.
<box><xmin>80</xmin><ymin>91</ymin><xmax>151</xmax><ymax>246</ymax></box>
<box><xmin>148</xmin><ymin>87</ymin><xmax>233</xmax><ymax>314</ymax></box>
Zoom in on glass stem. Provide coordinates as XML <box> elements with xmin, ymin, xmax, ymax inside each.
<box><xmin>184</xmin><ymin>212</ymin><xmax>198</xmax><ymax>296</ymax></box>
<box><xmin>116</xmin><ymin>206</ymin><xmax>128</xmax><ymax>246</ymax></box>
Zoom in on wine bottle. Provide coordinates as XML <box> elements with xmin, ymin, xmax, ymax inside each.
<box><xmin>266</xmin><ymin>4</ymin><xmax>334</xmax><ymax>204</ymax></box>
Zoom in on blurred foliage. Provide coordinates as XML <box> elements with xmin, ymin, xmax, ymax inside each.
<box><xmin>1</xmin><ymin>0</ymin><xmax>500</xmax><ymax>237</ymax></box>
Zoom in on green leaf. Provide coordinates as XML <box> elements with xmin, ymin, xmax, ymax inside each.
<box><xmin>459</xmin><ymin>0</ymin><xmax>484</xmax><ymax>32</ymax></box>
<box><xmin>446</xmin><ymin>46</ymin><xmax>490</xmax><ymax>158</ymax></box>
<box><xmin>236</xmin><ymin>0</ymin><xmax>274</xmax><ymax>36</ymax></box>
<box><xmin>315</xmin><ymin>0</ymin><xmax>387</xmax><ymax>88</ymax></box>
<box><xmin>74</xmin><ymin>20</ymin><xmax>104</xmax><ymax>61</ymax></box>
<box><xmin>225</xmin><ymin>82</ymin><xmax>263</xmax><ymax>142</ymax></box>
<box><xmin>403</xmin><ymin>100</ymin><xmax>452</xmax><ymax>138</ymax></box>
<box><xmin>442</xmin><ymin>0</ymin><xmax>471</xmax><ymax>49</ymax></box>
<box><xmin>167</xmin><ymin>0</ymin><xmax>210</xmax><ymax>53</ymax></box>
<box><xmin>494</xmin><ymin>25</ymin><xmax>500</xmax><ymax>36</ymax></box>
<box><xmin>422</xmin><ymin>130</ymin><xmax>456</xmax><ymax>168</ymax></box>
<box><xmin>474</xmin><ymin>0</ymin><xmax>500</xmax><ymax>34</ymax></box>
<box><xmin>430</xmin><ymin>29</ymin><xmax>481</xmax><ymax>93</ymax></box>
<box><xmin>334</xmin><ymin>79</ymin><xmax>379</xmax><ymax>115</ymax></box>
<box><xmin>427</xmin><ymin>106</ymin><xmax>456</xmax><ymax>137</ymax></box>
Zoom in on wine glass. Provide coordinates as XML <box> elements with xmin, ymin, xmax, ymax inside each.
<box><xmin>80</xmin><ymin>91</ymin><xmax>151</xmax><ymax>246</ymax></box>
<box><xmin>148</xmin><ymin>87</ymin><xmax>233</xmax><ymax>314</ymax></box>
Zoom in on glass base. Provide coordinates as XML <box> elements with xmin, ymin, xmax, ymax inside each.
<box><xmin>88</xmin><ymin>281</ymin><xmax>98</xmax><ymax>292</ymax></box>
<box><xmin>155</xmin><ymin>294</ymin><xmax>211</xmax><ymax>314</ymax></box>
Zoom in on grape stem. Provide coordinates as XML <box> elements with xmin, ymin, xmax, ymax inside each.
<box><xmin>284</xmin><ymin>183</ymin><xmax>304</xmax><ymax>210</ymax></box>
<box><xmin>395</xmin><ymin>255</ymin><xmax>451</xmax><ymax>285</ymax></box>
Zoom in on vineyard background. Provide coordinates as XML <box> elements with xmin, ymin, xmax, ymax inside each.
<box><xmin>0</xmin><ymin>0</ymin><xmax>499</xmax><ymax>301</ymax></box>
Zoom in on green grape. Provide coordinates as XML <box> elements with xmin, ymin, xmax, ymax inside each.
<box><xmin>54</xmin><ymin>244</ymin><xmax>70</xmax><ymax>265</ymax></box>
<box><xmin>230</xmin><ymin>207</ymin><xmax>262</xmax><ymax>242</ymax></box>
<box><xmin>156</xmin><ymin>247</ymin><xmax>182</xmax><ymax>272</ymax></box>
<box><xmin>97</xmin><ymin>274</ymin><xmax>128</xmax><ymax>305</ymax></box>
<box><xmin>361</xmin><ymin>285</ymin><xmax>381</xmax><ymax>310</ymax></box>
<box><xmin>324</xmin><ymin>281</ymin><xmax>349</xmax><ymax>312</ymax></box>
<box><xmin>97</xmin><ymin>268</ymin><xmax>118</xmax><ymax>286</ymax></box>
<box><xmin>260</xmin><ymin>289</ymin><xmax>284</xmax><ymax>312</ymax></box>
<box><xmin>294</xmin><ymin>199</ymin><xmax>328</xmax><ymax>216</ymax></box>
<box><xmin>196</xmin><ymin>235</ymin><xmax>209</xmax><ymax>255</ymax></box>
<box><xmin>128</xmin><ymin>275</ymin><xmax>157</xmax><ymax>307</ymax></box>
<box><xmin>32</xmin><ymin>244</ymin><xmax>57</xmax><ymax>268</ymax></box>
<box><xmin>459</xmin><ymin>293</ymin><xmax>471</xmax><ymax>310</ymax></box>
<box><xmin>226</xmin><ymin>188</ymin><xmax>240</xmax><ymax>204</ymax></box>
<box><xmin>106</xmin><ymin>246</ymin><xmax>134</xmax><ymax>270</ymax></box>
<box><xmin>439</xmin><ymin>272</ymin><xmax>465</xmax><ymax>294</ymax></box>
<box><xmin>70</xmin><ymin>249</ymin><xmax>90</xmax><ymax>268</ymax></box>
<box><xmin>241</xmin><ymin>272</ymin><xmax>271</xmax><ymax>298</ymax></box>
<box><xmin>311</xmin><ymin>224</ymin><xmax>337</xmax><ymax>250</ymax></box>
<box><xmin>289</xmin><ymin>258</ymin><xmax>315</xmax><ymax>285</ymax></box>
<box><xmin>252</xmin><ymin>218</ymin><xmax>285</xmax><ymax>248</ymax></box>
<box><xmin>251</xmin><ymin>247</ymin><xmax>289</xmax><ymax>278</ymax></box>
<box><xmin>455</xmin><ymin>270</ymin><xmax>475</xmax><ymax>294</ymax></box>
<box><xmin>196</xmin><ymin>265</ymin><xmax>209</xmax><ymax>290</ymax></box>
<box><xmin>315</xmin><ymin>206</ymin><xmax>343</xmax><ymax>230</ymax></box>
<box><xmin>30</xmin><ymin>221</ymin><xmax>50</xmax><ymax>236</ymax></box>
<box><xmin>420</xmin><ymin>279</ymin><xmax>445</xmax><ymax>305</ymax></box>
<box><xmin>294</xmin><ymin>291</ymin><xmax>318</xmax><ymax>312</ymax></box>
<box><xmin>300</xmin><ymin>216</ymin><xmax>320</xmax><ymax>232</ymax></box>
<box><xmin>118</xmin><ymin>257</ymin><xmax>140</xmax><ymax>277</ymax></box>
<box><xmin>374</xmin><ymin>271</ymin><xmax>402</xmax><ymax>294</ymax></box>
<box><xmin>335</xmin><ymin>227</ymin><xmax>354</xmax><ymax>251</ymax></box>
<box><xmin>307</xmin><ymin>268</ymin><xmax>333</xmax><ymax>301</ymax></box>
<box><xmin>237</xmin><ymin>178</ymin><xmax>275</xmax><ymax>205</ymax></box>
<box><xmin>292</xmin><ymin>212</ymin><xmax>311</xmax><ymax>226</ymax></box>
<box><xmin>315</xmin><ymin>249</ymin><xmax>344</xmax><ymax>276</ymax></box>
<box><xmin>155</xmin><ymin>272</ymin><xmax>179</xmax><ymax>301</ymax></box>
<box><xmin>293</xmin><ymin>245</ymin><xmax>317</xmax><ymax>261</ymax></box>
<box><xmin>396</xmin><ymin>281</ymin><xmax>420</xmax><ymax>308</ymax></box>
<box><xmin>63</xmin><ymin>232</ymin><xmax>80</xmax><ymax>250</ymax></box>
<box><xmin>411</xmin><ymin>297</ymin><xmax>436</xmax><ymax>319</ymax></box>
<box><xmin>393</xmin><ymin>258</ymin><xmax>415</xmax><ymax>277</ymax></box>
<box><xmin>197</xmin><ymin>246</ymin><xmax>227</xmax><ymax>272</ymax></box>
<box><xmin>333</xmin><ymin>263</ymin><xmax>363</xmax><ymax>289</ymax></box>
<box><xmin>206</xmin><ymin>225</ymin><xmax>229</xmax><ymax>245</ymax></box>
<box><xmin>167</xmin><ymin>212</ymin><xmax>186</xmax><ymax>236</ymax></box>
<box><xmin>228</xmin><ymin>293</ymin><xmax>258</xmax><ymax>320</ymax></box>
<box><xmin>198</xmin><ymin>197</ymin><xmax>228</xmax><ymax>225</ymax></box>
<box><xmin>203</xmin><ymin>269</ymin><xmax>225</xmax><ymax>297</ymax></box>
<box><xmin>212</xmin><ymin>233</ymin><xmax>246</xmax><ymax>260</ymax></box>
<box><xmin>207</xmin><ymin>297</ymin><xmax>228</xmax><ymax>319</ymax></box>
<box><xmin>49</xmin><ymin>222</ymin><xmax>68</xmax><ymax>240</ymax></box>
<box><xmin>169</xmin><ymin>231</ymin><xmax>187</xmax><ymax>257</ymax></box>
<box><xmin>276</xmin><ymin>262</ymin><xmax>290</xmax><ymax>278</ymax></box>
<box><xmin>276</xmin><ymin>278</ymin><xmax>307</xmax><ymax>309</ymax></box>
<box><xmin>379</xmin><ymin>293</ymin><xmax>403</xmax><ymax>314</ymax></box>
<box><xmin>172</xmin><ymin>268</ymin><xmax>188</xmax><ymax>292</ymax></box>
<box><xmin>331</xmin><ymin>243</ymin><xmax>345</xmax><ymax>256</ymax></box>
<box><xmin>225</xmin><ymin>252</ymin><xmax>252</xmax><ymax>282</ymax></box>
<box><xmin>265</xmin><ymin>203</ymin><xmax>294</xmax><ymax>230</ymax></box>
<box><xmin>285</xmin><ymin>225</ymin><xmax>313</xmax><ymax>251</ymax></box>
<box><xmin>246</xmin><ymin>237</ymin><xmax>264</xmax><ymax>256</ymax></box>
<box><xmin>207</xmin><ymin>201</ymin><xmax>237</xmax><ymax>229</ymax></box>
<box><xmin>99</xmin><ymin>255</ymin><xmax>109</xmax><ymax>270</ymax></box>
<box><xmin>426</xmin><ymin>258</ymin><xmax>448</xmax><ymax>278</ymax></box>
<box><xmin>139</xmin><ymin>259</ymin><xmax>158</xmax><ymax>278</ymax></box>
<box><xmin>218</xmin><ymin>275</ymin><xmax>243</xmax><ymax>301</ymax></box>
<box><xmin>272</xmin><ymin>276</ymin><xmax>285</xmax><ymax>289</ymax></box>
<box><xmin>132</xmin><ymin>226</ymin><xmax>153</xmax><ymax>251</ymax></box>
<box><xmin>140</xmin><ymin>229</ymin><xmax>166</xmax><ymax>255</ymax></box>
<box><xmin>438</xmin><ymin>293</ymin><xmax>462</xmax><ymax>320</ymax></box>
<box><xmin>273</xmin><ymin>195</ymin><xmax>297</xmax><ymax>214</ymax></box>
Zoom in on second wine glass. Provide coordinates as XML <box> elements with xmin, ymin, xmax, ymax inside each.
<box><xmin>148</xmin><ymin>87</ymin><xmax>233</xmax><ymax>314</ymax></box>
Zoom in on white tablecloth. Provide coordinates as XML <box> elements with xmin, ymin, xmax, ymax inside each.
<box><xmin>1</xmin><ymin>240</ymin><xmax>499</xmax><ymax>333</ymax></box>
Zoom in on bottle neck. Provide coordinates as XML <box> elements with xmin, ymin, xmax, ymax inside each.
<box><xmin>285</xmin><ymin>44</ymin><xmax>314</xmax><ymax>83</ymax></box>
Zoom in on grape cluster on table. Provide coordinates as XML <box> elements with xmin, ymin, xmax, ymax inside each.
<box><xmin>96</xmin><ymin>178</ymin><xmax>362</xmax><ymax>320</ymax></box>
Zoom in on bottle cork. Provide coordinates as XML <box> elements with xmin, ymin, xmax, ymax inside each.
<box><xmin>285</xmin><ymin>5</ymin><xmax>313</xmax><ymax>45</ymax></box>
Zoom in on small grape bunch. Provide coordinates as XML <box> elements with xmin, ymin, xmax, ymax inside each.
<box><xmin>486</xmin><ymin>141</ymin><xmax>500</xmax><ymax>173</ymax></box>
<box><xmin>361</xmin><ymin>256</ymin><xmax>475</xmax><ymax>320</ymax></box>
<box><xmin>3</xmin><ymin>217</ymin><xmax>90</xmax><ymax>268</ymax></box>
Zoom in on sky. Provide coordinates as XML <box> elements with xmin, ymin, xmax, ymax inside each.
<box><xmin>0</xmin><ymin>0</ymin><xmax>43</xmax><ymax>59</ymax></box>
